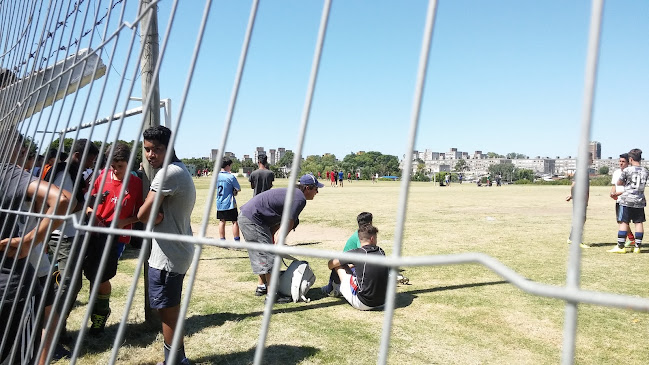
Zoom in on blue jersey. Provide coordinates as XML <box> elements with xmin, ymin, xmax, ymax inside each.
<box><xmin>217</xmin><ymin>171</ymin><xmax>240</xmax><ymax>210</ymax></box>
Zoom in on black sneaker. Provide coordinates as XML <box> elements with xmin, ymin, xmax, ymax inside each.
<box><xmin>53</xmin><ymin>344</ymin><xmax>71</xmax><ymax>360</ymax></box>
<box><xmin>89</xmin><ymin>308</ymin><xmax>111</xmax><ymax>337</ymax></box>
<box><xmin>255</xmin><ymin>286</ymin><xmax>267</xmax><ymax>296</ymax></box>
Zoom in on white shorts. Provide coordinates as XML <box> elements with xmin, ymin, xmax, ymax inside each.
<box><xmin>337</xmin><ymin>268</ymin><xmax>376</xmax><ymax>311</ymax></box>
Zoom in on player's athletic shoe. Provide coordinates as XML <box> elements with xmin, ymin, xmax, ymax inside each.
<box><xmin>579</xmin><ymin>243</ymin><xmax>591</xmax><ymax>248</ymax></box>
<box><xmin>607</xmin><ymin>246</ymin><xmax>627</xmax><ymax>254</ymax></box>
<box><xmin>89</xmin><ymin>308</ymin><xmax>111</xmax><ymax>337</ymax></box>
<box><xmin>321</xmin><ymin>284</ymin><xmax>340</xmax><ymax>297</ymax></box>
<box><xmin>397</xmin><ymin>274</ymin><xmax>409</xmax><ymax>284</ymax></box>
<box><xmin>633</xmin><ymin>247</ymin><xmax>641</xmax><ymax>254</ymax></box>
<box><xmin>255</xmin><ymin>286</ymin><xmax>267</xmax><ymax>296</ymax></box>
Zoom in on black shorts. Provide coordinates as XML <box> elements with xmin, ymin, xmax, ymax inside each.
<box><xmin>617</xmin><ymin>205</ymin><xmax>646</xmax><ymax>224</ymax></box>
<box><xmin>148</xmin><ymin>267</ymin><xmax>185</xmax><ymax>309</ymax></box>
<box><xmin>217</xmin><ymin>208</ymin><xmax>238</xmax><ymax>222</ymax></box>
<box><xmin>83</xmin><ymin>233</ymin><xmax>120</xmax><ymax>283</ymax></box>
<box><xmin>1</xmin><ymin>258</ymin><xmax>41</xmax><ymax>364</ymax></box>
<box><xmin>616</xmin><ymin>203</ymin><xmax>621</xmax><ymax>220</ymax></box>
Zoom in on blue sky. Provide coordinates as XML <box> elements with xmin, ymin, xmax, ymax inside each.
<box><xmin>20</xmin><ymin>0</ymin><xmax>649</xmax><ymax>161</ymax></box>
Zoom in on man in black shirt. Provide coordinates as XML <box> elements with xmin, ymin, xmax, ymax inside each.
<box><xmin>327</xmin><ymin>224</ymin><xmax>388</xmax><ymax>310</ymax></box>
<box><xmin>248</xmin><ymin>154</ymin><xmax>274</xmax><ymax>196</ymax></box>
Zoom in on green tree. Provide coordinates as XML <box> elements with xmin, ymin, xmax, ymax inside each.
<box><xmin>506</xmin><ymin>152</ymin><xmax>528</xmax><ymax>159</ymax></box>
<box><xmin>277</xmin><ymin>151</ymin><xmax>295</xmax><ymax>168</ymax></box>
<box><xmin>516</xmin><ymin>169</ymin><xmax>535</xmax><ymax>181</ymax></box>
<box><xmin>300</xmin><ymin>154</ymin><xmax>324</xmax><ymax>176</ymax></box>
<box><xmin>486</xmin><ymin>152</ymin><xmax>504</xmax><ymax>158</ymax></box>
<box><xmin>412</xmin><ymin>162</ymin><xmax>430</xmax><ymax>182</ymax></box>
<box><xmin>454</xmin><ymin>159</ymin><xmax>468</xmax><ymax>172</ymax></box>
<box><xmin>269</xmin><ymin>164</ymin><xmax>286</xmax><ymax>178</ymax></box>
<box><xmin>598</xmin><ymin>166</ymin><xmax>609</xmax><ymax>175</ymax></box>
<box><xmin>230</xmin><ymin>157</ymin><xmax>241</xmax><ymax>173</ymax></box>
<box><xmin>48</xmin><ymin>138</ymin><xmax>76</xmax><ymax>153</ymax></box>
<box><xmin>488</xmin><ymin>162</ymin><xmax>517</xmax><ymax>181</ymax></box>
<box><xmin>241</xmin><ymin>158</ymin><xmax>256</xmax><ymax>170</ymax></box>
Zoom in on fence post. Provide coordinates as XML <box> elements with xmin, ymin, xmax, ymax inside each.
<box><xmin>139</xmin><ymin>0</ymin><xmax>161</xmax><ymax>324</ymax></box>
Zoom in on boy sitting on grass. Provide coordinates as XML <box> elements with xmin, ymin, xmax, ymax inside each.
<box><xmin>327</xmin><ymin>224</ymin><xmax>388</xmax><ymax>310</ymax></box>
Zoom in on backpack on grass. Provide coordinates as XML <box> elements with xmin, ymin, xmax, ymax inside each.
<box><xmin>278</xmin><ymin>259</ymin><xmax>316</xmax><ymax>303</ymax></box>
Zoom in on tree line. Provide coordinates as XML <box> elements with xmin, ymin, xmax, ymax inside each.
<box><xmin>185</xmin><ymin>150</ymin><xmax>401</xmax><ymax>180</ymax></box>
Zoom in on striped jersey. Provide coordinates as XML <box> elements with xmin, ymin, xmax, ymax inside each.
<box><xmin>618</xmin><ymin>165</ymin><xmax>649</xmax><ymax>208</ymax></box>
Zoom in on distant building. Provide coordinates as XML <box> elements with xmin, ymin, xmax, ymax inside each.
<box><xmin>210</xmin><ymin>149</ymin><xmax>235</xmax><ymax>161</ymax></box>
<box><xmin>275</xmin><ymin>148</ymin><xmax>286</xmax><ymax>164</ymax></box>
<box><xmin>589</xmin><ymin>141</ymin><xmax>601</xmax><ymax>160</ymax></box>
<box><xmin>268</xmin><ymin>149</ymin><xmax>276</xmax><ymax>165</ymax></box>
<box><xmin>254</xmin><ymin>147</ymin><xmax>266</xmax><ymax>164</ymax></box>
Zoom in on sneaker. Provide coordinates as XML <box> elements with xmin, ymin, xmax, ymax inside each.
<box><xmin>634</xmin><ymin>247</ymin><xmax>641</xmax><ymax>254</ymax></box>
<box><xmin>579</xmin><ymin>243</ymin><xmax>591</xmax><ymax>248</ymax></box>
<box><xmin>52</xmin><ymin>344</ymin><xmax>71</xmax><ymax>360</ymax></box>
<box><xmin>625</xmin><ymin>240</ymin><xmax>636</xmax><ymax>248</ymax></box>
<box><xmin>255</xmin><ymin>286</ymin><xmax>267</xmax><ymax>296</ymax></box>
<box><xmin>320</xmin><ymin>285</ymin><xmax>331</xmax><ymax>296</ymax></box>
<box><xmin>607</xmin><ymin>246</ymin><xmax>627</xmax><ymax>254</ymax></box>
<box><xmin>567</xmin><ymin>238</ymin><xmax>572</xmax><ymax>244</ymax></box>
<box><xmin>89</xmin><ymin>308</ymin><xmax>111</xmax><ymax>337</ymax></box>
<box><xmin>397</xmin><ymin>274</ymin><xmax>410</xmax><ymax>285</ymax></box>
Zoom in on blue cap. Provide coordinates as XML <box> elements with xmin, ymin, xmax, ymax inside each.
<box><xmin>299</xmin><ymin>174</ymin><xmax>324</xmax><ymax>188</ymax></box>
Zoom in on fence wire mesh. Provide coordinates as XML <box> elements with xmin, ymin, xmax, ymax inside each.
<box><xmin>0</xmin><ymin>0</ymin><xmax>647</xmax><ymax>364</ymax></box>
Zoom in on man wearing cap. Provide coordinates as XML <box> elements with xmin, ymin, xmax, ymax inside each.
<box><xmin>238</xmin><ymin>174</ymin><xmax>323</xmax><ymax>298</ymax></box>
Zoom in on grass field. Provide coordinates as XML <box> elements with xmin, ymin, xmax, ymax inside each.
<box><xmin>62</xmin><ymin>177</ymin><xmax>649</xmax><ymax>364</ymax></box>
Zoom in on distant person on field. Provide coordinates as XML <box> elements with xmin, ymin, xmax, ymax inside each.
<box><xmin>566</xmin><ymin>157</ymin><xmax>593</xmax><ymax>248</ymax></box>
<box><xmin>347</xmin><ymin>172</ymin><xmax>351</xmax><ymax>182</ymax></box>
<box><xmin>338</xmin><ymin>170</ymin><xmax>344</xmax><ymax>187</ymax></box>
<box><xmin>610</xmin><ymin>153</ymin><xmax>635</xmax><ymax>248</ymax></box>
<box><xmin>327</xmin><ymin>224</ymin><xmax>388</xmax><ymax>310</ymax></box>
<box><xmin>444</xmin><ymin>173</ymin><xmax>450</xmax><ymax>186</ymax></box>
<box><xmin>137</xmin><ymin>126</ymin><xmax>195</xmax><ymax>365</ymax></box>
<box><xmin>239</xmin><ymin>174</ymin><xmax>322</xmax><ymax>299</ymax></box>
<box><xmin>249</xmin><ymin>154</ymin><xmax>274</xmax><ymax>196</ymax></box>
<box><xmin>609</xmin><ymin>148</ymin><xmax>648</xmax><ymax>254</ymax></box>
<box><xmin>330</xmin><ymin>170</ymin><xmax>335</xmax><ymax>187</ymax></box>
<box><xmin>217</xmin><ymin>158</ymin><xmax>241</xmax><ymax>241</ymax></box>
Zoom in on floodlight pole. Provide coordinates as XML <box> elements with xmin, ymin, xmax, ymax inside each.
<box><xmin>139</xmin><ymin>0</ymin><xmax>161</xmax><ymax>324</ymax></box>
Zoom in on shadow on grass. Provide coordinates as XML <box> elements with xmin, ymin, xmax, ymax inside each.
<box><xmin>288</xmin><ymin>241</ymin><xmax>322</xmax><ymax>246</ymax></box>
<box><xmin>403</xmin><ymin>280</ymin><xmax>508</xmax><ymax>296</ymax></box>
<box><xmin>587</xmin><ymin>242</ymin><xmax>616</xmax><ymax>248</ymax></box>
<box><xmin>74</xmin><ymin>285</ymin><xmax>416</xmax><ymax>356</ymax></box>
<box><xmin>192</xmin><ymin>344</ymin><xmax>319</xmax><ymax>365</ymax></box>
<box><xmin>199</xmin><ymin>255</ymin><xmax>249</xmax><ymax>261</ymax></box>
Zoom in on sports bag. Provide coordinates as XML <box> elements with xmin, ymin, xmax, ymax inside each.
<box><xmin>278</xmin><ymin>259</ymin><xmax>316</xmax><ymax>303</ymax></box>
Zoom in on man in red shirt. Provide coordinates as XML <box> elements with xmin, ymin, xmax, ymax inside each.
<box><xmin>84</xmin><ymin>142</ymin><xmax>143</xmax><ymax>336</ymax></box>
